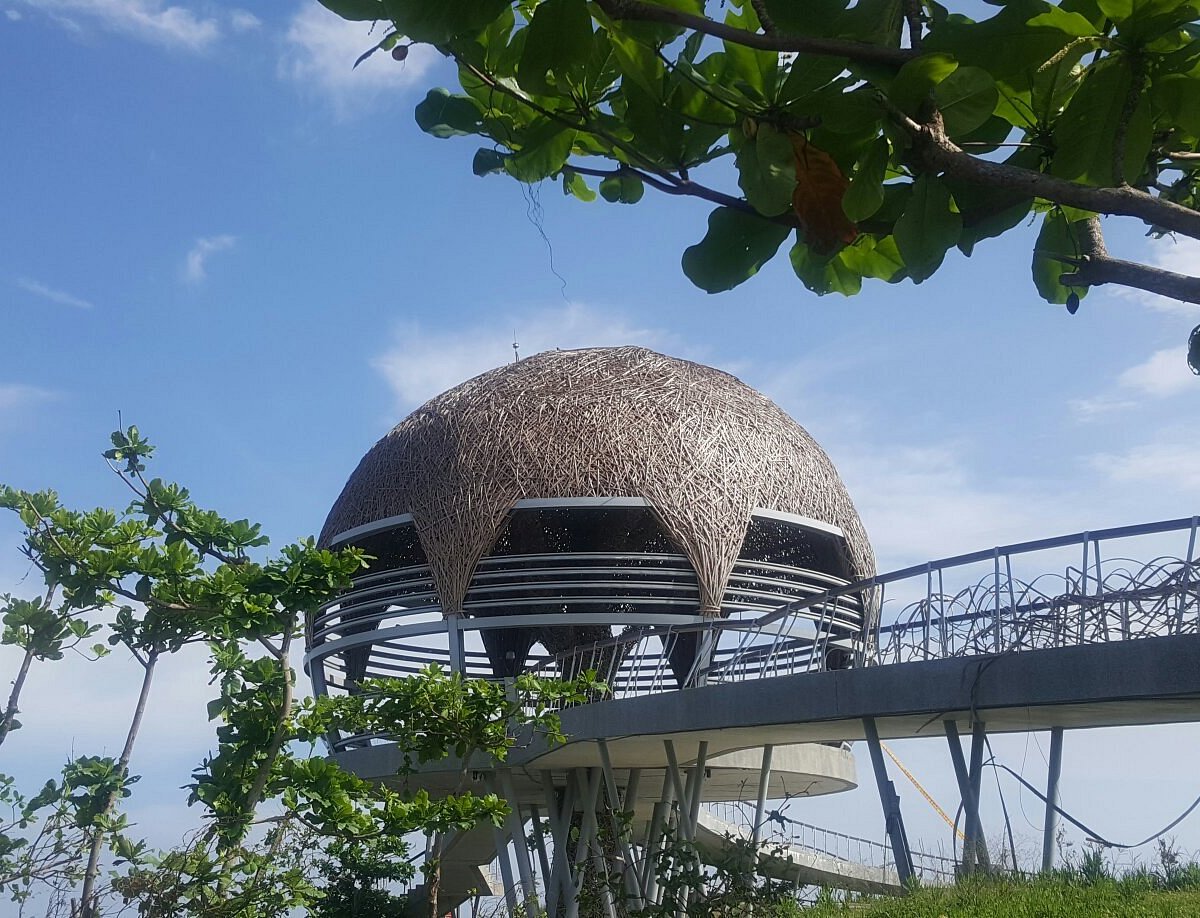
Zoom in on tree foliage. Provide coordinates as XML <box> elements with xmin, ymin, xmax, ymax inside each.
<box><xmin>0</xmin><ymin>430</ymin><xmax>599</xmax><ymax>917</ymax></box>
<box><xmin>323</xmin><ymin>0</ymin><xmax>1200</xmax><ymax>356</ymax></box>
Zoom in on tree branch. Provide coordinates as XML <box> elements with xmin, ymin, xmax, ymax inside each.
<box><xmin>904</xmin><ymin>0</ymin><xmax>924</xmax><ymax>51</ymax></box>
<box><xmin>748</xmin><ymin>0</ymin><xmax>778</xmax><ymax>34</ymax></box>
<box><xmin>1061</xmin><ymin>217</ymin><xmax>1200</xmax><ymax>305</ymax></box>
<box><xmin>911</xmin><ymin>123</ymin><xmax>1200</xmax><ymax>240</ymax></box>
<box><xmin>567</xmin><ymin>163</ymin><xmax>804</xmax><ymax>231</ymax></box>
<box><xmin>592</xmin><ymin>0</ymin><xmax>916</xmax><ymax>66</ymax></box>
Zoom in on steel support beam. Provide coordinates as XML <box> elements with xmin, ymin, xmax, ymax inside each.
<box><xmin>1042</xmin><ymin>727</ymin><xmax>1065</xmax><ymax>872</ymax></box>
<box><xmin>945</xmin><ymin>720</ymin><xmax>990</xmax><ymax>873</ymax></box>
<box><xmin>862</xmin><ymin>716</ymin><xmax>914</xmax><ymax>886</ymax></box>
<box><xmin>752</xmin><ymin>744</ymin><xmax>775</xmax><ymax>848</ymax></box>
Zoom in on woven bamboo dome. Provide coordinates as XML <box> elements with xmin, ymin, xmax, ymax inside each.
<box><xmin>321</xmin><ymin>346</ymin><xmax>872</xmax><ymax>604</ymax></box>
<box><xmin>316</xmin><ymin>346</ymin><xmax>875</xmax><ymax>683</ymax></box>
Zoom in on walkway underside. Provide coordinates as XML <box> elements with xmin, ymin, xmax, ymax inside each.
<box><xmin>544</xmin><ymin>634</ymin><xmax>1200</xmax><ymax>759</ymax></box>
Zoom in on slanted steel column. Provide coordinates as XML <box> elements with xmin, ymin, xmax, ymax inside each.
<box><xmin>495</xmin><ymin>770</ymin><xmax>537</xmax><ymax>911</ymax></box>
<box><xmin>529</xmin><ymin>804</ymin><xmax>551</xmax><ymax>889</ymax></box>
<box><xmin>966</xmin><ymin>720</ymin><xmax>990</xmax><ymax>873</ymax></box>
<box><xmin>598</xmin><ymin>740</ymin><xmax>641</xmax><ymax>905</ymax></box>
<box><xmin>862</xmin><ymin>717</ymin><xmax>914</xmax><ymax>886</ymax></box>
<box><xmin>542</xmin><ymin>769</ymin><xmax>576</xmax><ymax>917</ymax></box>
<box><xmin>752</xmin><ymin>745</ymin><xmax>775</xmax><ymax>848</ymax></box>
<box><xmin>1041</xmin><ymin>727</ymin><xmax>1065</xmax><ymax>872</ymax></box>
<box><xmin>945</xmin><ymin>720</ymin><xmax>990</xmax><ymax>873</ymax></box>
<box><xmin>490</xmin><ymin>820</ymin><xmax>518</xmax><ymax>916</ymax></box>
<box><xmin>686</xmin><ymin>741</ymin><xmax>709</xmax><ymax>840</ymax></box>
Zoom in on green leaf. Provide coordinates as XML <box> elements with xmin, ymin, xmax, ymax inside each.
<box><xmin>790</xmin><ymin>240</ymin><xmax>863</xmax><ymax>295</ymax></box>
<box><xmin>893</xmin><ymin>175</ymin><xmax>962</xmax><ymax>283</ymax></box>
<box><xmin>598</xmin><ymin>172</ymin><xmax>644</xmax><ymax>204</ymax></box>
<box><xmin>736</xmin><ymin>124</ymin><xmax>797</xmax><ymax>216</ymax></box>
<box><xmin>472</xmin><ymin>147</ymin><xmax>508</xmax><ymax>176</ymax></box>
<box><xmin>516</xmin><ymin>0</ymin><xmax>593</xmax><ymax>96</ymax></box>
<box><xmin>382</xmin><ymin>0</ymin><xmax>510</xmax><ymax>44</ymax></box>
<box><xmin>563</xmin><ymin>170</ymin><xmax>597</xmax><ymax>201</ymax></box>
<box><xmin>1097</xmin><ymin>0</ymin><xmax>1134</xmax><ymax>18</ymax></box>
<box><xmin>414</xmin><ymin>89</ymin><xmax>483</xmax><ymax>139</ymax></box>
<box><xmin>318</xmin><ymin>0</ymin><xmax>383</xmax><ymax>20</ymax></box>
<box><xmin>681</xmin><ymin>208</ymin><xmax>791</xmax><ymax>293</ymax></box>
<box><xmin>889</xmin><ymin>53</ymin><xmax>959</xmax><ymax>116</ymax></box>
<box><xmin>933</xmin><ymin>66</ymin><xmax>1000</xmax><ymax>137</ymax></box>
<box><xmin>1052</xmin><ymin>56</ymin><xmax>1153</xmax><ymax>186</ymax></box>
<box><xmin>842</xmin><ymin>137</ymin><xmax>890</xmax><ymax>221</ymax></box>
<box><xmin>504</xmin><ymin>121</ymin><xmax>577</xmax><ymax>182</ymax></box>
<box><xmin>779</xmin><ymin>54</ymin><xmax>848</xmax><ymax>104</ymax></box>
<box><xmin>925</xmin><ymin>0</ymin><xmax>1095</xmax><ymax>93</ymax></box>
<box><xmin>841</xmin><ymin>235</ymin><xmax>906</xmax><ymax>282</ymax></box>
<box><xmin>1031</xmin><ymin>210</ymin><xmax>1088</xmax><ymax>304</ymax></box>
<box><xmin>1154</xmin><ymin>73</ymin><xmax>1200</xmax><ymax>136</ymax></box>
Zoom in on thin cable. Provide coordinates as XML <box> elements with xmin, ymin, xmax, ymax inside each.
<box><xmin>987</xmin><ymin>759</ymin><xmax>1200</xmax><ymax>850</ymax></box>
<box><xmin>985</xmin><ymin>738</ymin><xmax>1020</xmax><ymax>870</ymax></box>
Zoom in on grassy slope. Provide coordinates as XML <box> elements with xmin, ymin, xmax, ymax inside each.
<box><xmin>804</xmin><ymin>878</ymin><xmax>1200</xmax><ymax>917</ymax></box>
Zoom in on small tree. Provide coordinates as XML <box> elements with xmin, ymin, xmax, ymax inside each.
<box><xmin>0</xmin><ymin>430</ymin><xmax>598</xmax><ymax>917</ymax></box>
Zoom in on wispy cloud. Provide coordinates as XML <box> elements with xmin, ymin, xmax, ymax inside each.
<box><xmin>18</xmin><ymin>0</ymin><xmax>221</xmax><ymax>50</ymax></box>
<box><xmin>184</xmin><ymin>234</ymin><xmax>236</xmax><ymax>283</ymax></box>
<box><xmin>1070</xmin><ymin>345</ymin><xmax>1195</xmax><ymax>418</ymax></box>
<box><xmin>1117</xmin><ymin>347</ymin><xmax>1195</xmax><ymax>397</ymax></box>
<box><xmin>280</xmin><ymin>3</ymin><xmax>438</xmax><ymax>115</ymax></box>
<box><xmin>0</xmin><ymin>383</ymin><xmax>56</xmax><ymax>427</ymax></box>
<box><xmin>372</xmin><ymin>303</ymin><xmax>681</xmax><ymax>411</ymax></box>
<box><xmin>228</xmin><ymin>8</ymin><xmax>258</xmax><ymax>32</ymax></box>
<box><xmin>1090</xmin><ymin>433</ymin><xmax>1200</xmax><ymax>494</ymax></box>
<box><xmin>17</xmin><ymin>276</ymin><xmax>94</xmax><ymax>309</ymax></box>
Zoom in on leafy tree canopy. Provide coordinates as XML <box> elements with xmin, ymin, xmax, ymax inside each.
<box><xmin>323</xmin><ymin>0</ymin><xmax>1200</xmax><ymax>365</ymax></box>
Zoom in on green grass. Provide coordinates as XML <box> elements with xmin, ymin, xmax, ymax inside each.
<box><xmin>804</xmin><ymin>877</ymin><xmax>1200</xmax><ymax>917</ymax></box>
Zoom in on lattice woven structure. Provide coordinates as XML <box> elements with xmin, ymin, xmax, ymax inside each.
<box><xmin>320</xmin><ymin>346</ymin><xmax>874</xmax><ymax>617</ymax></box>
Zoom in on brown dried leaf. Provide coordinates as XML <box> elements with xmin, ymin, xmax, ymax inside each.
<box><xmin>790</xmin><ymin>134</ymin><xmax>858</xmax><ymax>254</ymax></box>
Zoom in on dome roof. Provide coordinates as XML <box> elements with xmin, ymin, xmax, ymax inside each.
<box><xmin>321</xmin><ymin>346</ymin><xmax>873</xmax><ymax>615</ymax></box>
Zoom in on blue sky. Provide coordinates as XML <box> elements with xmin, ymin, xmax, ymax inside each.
<box><xmin>2</xmin><ymin>0</ymin><xmax>1200</xmax><ymax>893</ymax></box>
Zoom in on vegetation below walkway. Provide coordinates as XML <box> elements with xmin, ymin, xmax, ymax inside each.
<box><xmin>805</xmin><ymin>867</ymin><xmax>1200</xmax><ymax>917</ymax></box>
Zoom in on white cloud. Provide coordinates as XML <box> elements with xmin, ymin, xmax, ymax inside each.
<box><xmin>17</xmin><ymin>276</ymin><xmax>94</xmax><ymax>309</ymax></box>
<box><xmin>184</xmin><ymin>234</ymin><xmax>236</xmax><ymax>283</ymax></box>
<box><xmin>0</xmin><ymin>382</ymin><xmax>55</xmax><ymax>416</ymax></box>
<box><xmin>6</xmin><ymin>8</ymin><xmax>22</xmax><ymax>19</ymax></box>
<box><xmin>372</xmin><ymin>302</ymin><xmax>681</xmax><ymax>411</ymax></box>
<box><xmin>19</xmin><ymin>0</ymin><xmax>220</xmax><ymax>50</ymax></box>
<box><xmin>228</xmin><ymin>8</ymin><xmax>258</xmax><ymax>32</ymax></box>
<box><xmin>280</xmin><ymin>3</ymin><xmax>438</xmax><ymax>113</ymax></box>
<box><xmin>1091</xmin><ymin>436</ymin><xmax>1200</xmax><ymax>493</ymax></box>
<box><xmin>1117</xmin><ymin>346</ymin><xmax>1195</xmax><ymax>398</ymax></box>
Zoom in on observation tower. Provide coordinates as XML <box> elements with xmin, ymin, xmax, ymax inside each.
<box><xmin>307</xmin><ymin>346</ymin><xmax>893</xmax><ymax>912</ymax></box>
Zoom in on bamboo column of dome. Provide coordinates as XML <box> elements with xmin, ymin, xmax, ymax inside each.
<box><xmin>319</xmin><ymin>346</ymin><xmax>875</xmax><ymax>619</ymax></box>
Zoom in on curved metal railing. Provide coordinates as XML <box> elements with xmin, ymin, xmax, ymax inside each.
<box><xmin>703</xmin><ymin>802</ymin><xmax>959</xmax><ymax>885</ymax></box>
<box><xmin>308</xmin><ymin>517</ymin><xmax>1200</xmax><ymax>746</ymax></box>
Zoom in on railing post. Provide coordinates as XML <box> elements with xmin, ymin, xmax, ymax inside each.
<box><xmin>1176</xmin><ymin>516</ymin><xmax>1199</xmax><ymax>635</ymax></box>
<box><xmin>1079</xmin><ymin>534</ymin><xmax>1090</xmax><ymax>645</ymax></box>
<box><xmin>993</xmin><ymin>548</ymin><xmax>1002</xmax><ymax>653</ymax></box>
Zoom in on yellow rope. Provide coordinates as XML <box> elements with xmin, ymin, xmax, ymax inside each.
<box><xmin>881</xmin><ymin>742</ymin><xmax>966</xmax><ymax>841</ymax></box>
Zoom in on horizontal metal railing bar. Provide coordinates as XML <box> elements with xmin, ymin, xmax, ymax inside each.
<box><xmin>747</xmin><ymin>517</ymin><xmax>1200</xmax><ymax>633</ymax></box>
